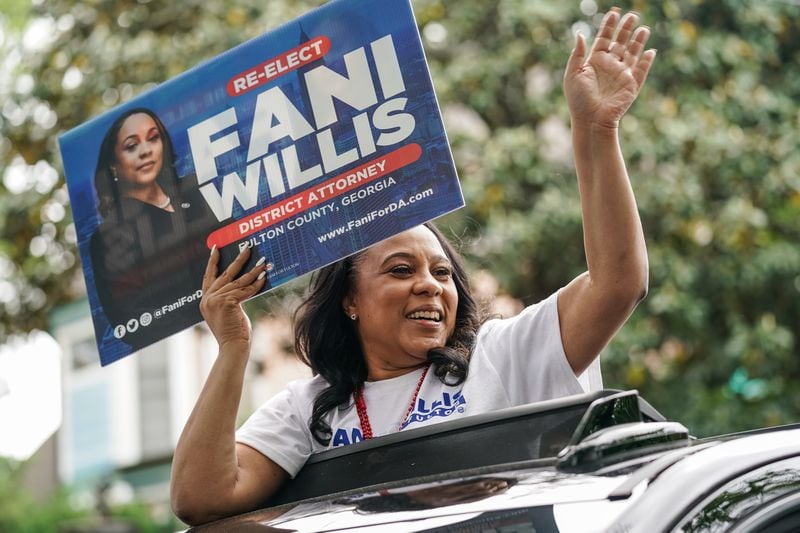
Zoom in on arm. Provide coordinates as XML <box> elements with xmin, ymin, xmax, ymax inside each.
<box><xmin>170</xmin><ymin>247</ymin><xmax>287</xmax><ymax>525</ymax></box>
<box><xmin>558</xmin><ymin>9</ymin><xmax>656</xmax><ymax>374</ymax></box>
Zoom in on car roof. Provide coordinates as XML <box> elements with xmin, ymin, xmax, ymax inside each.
<box><xmin>187</xmin><ymin>391</ymin><xmax>800</xmax><ymax>532</ymax></box>
<box><xmin>190</xmin><ymin>463</ymin><xmax>635</xmax><ymax>532</ymax></box>
<box><xmin>268</xmin><ymin>389</ymin><xmax>664</xmax><ymax>505</ymax></box>
<box><xmin>610</xmin><ymin>426</ymin><xmax>800</xmax><ymax>533</ymax></box>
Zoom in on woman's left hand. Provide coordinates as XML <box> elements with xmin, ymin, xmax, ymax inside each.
<box><xmin>563</xmin><ymin>8</ymin><xmax>656</xmax><ymax>130</ymax></box>
<box><xmin>200</xmin><ymin>246</ymin><xmax>267</xmax><ymax>354</ymax></box>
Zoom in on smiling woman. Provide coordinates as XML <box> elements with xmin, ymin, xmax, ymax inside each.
<box><xmin>170</xmin><ymin>7</ymin><xmax>655</xmax><ymax>526</ymax></box>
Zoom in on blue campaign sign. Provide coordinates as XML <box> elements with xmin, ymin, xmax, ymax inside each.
<box><xmin>59</xmin><ymin>0</ymin><xmax>463</xmax><ymax>366</ymax></box>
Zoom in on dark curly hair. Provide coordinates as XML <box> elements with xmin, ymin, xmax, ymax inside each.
<box><xmin>94</xmin><ymin>107</ymin><xmax>179</xmax><ymax>220</ymax></box>
<box><xmin>294</xmin><ymin>222</ymin><xmax>484</xmax><ymax>445</ymax></box>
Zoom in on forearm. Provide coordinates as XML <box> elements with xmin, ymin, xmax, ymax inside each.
<box><xmin>170</xmin><ymin>343</ymin><xmax>251</xmax><ymax>522</ymax></box>
<box><xmin>572</xmin><ymin>120</ymin><xmax>648</xmax><ymax>301</ymax></box>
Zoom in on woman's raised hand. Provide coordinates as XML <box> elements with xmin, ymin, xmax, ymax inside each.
<box><xmin>200</xmin><ymin>246</ymin><xmax>268</xmax><ymax>353</ymax></box>
<box><xmin>563</xmin><ymin>8</ymin><xmax>656</xmax><ymax>130</ymax></box>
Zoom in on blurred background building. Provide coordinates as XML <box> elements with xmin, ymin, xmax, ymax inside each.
<box><xmin>10</xmin><ymin>299</ymin><xmax>308</xmax><ymax>527</ymax></box>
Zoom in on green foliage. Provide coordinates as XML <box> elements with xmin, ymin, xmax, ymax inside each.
<box><xmin>0</xmin><ymin>0</ymin><xmax>30</xmax><ymax>30</ymax></box>
<box><xmin>1</xmin><ymin>0</ymin><xmax>799</xmax><ymax>437</ymax></box>
<box><xmin>428</xmin><ymin>0</ymin><xmax>800</xmax><ymax>436</ymax></box>
<box><xmin>0</xmin><ymin>458</ymin><xmax>177</xmax><ymax>532</ymax></box>
<box><xmin>0</xmin><ymin>459</ymin><xmax>82</xmax><ymax>532</ymax></box>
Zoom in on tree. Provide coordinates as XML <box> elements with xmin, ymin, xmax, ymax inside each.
<box><xmin>423</xmin><ymin>0</ymin><xmax>800</xmax><ymax>435</ymax></box>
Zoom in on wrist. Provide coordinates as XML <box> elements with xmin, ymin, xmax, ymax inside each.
<box><xmin>570</xmin><ymin>116</ymin><xmax>620</xmax><ymax>136</ymax></box>
<box><xmin>218</xmin><ymin>339</ymin><xmax>251</xmax><ymax>359</ymax></box>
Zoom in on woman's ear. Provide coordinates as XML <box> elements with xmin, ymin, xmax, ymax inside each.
<box><xmin>342</xmin><ymin>293</ymin><xmax>357</xmax><ymax>320</ymax></box>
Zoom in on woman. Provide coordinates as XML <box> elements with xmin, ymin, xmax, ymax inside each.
<box><xmin>171</xmin><ymin>9</ymin><xmax>655</xmax><ymax>525</ymax></box>
<box><xmin>90</xmin><ymin>108</ymin><xmax>221</xmax><ymax>351</ymax></box>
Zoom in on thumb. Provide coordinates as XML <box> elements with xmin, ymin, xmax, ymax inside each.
<box><xmin>565</xmin><ymin>31</ymin><xmax>587</xmax><ymax>77</ymax></box>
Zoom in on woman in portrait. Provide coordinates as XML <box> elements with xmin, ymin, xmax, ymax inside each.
<box><xmin>90</xmin><ymin>108</ymin><xmax>223</xmax><ymax>350</ymax></box>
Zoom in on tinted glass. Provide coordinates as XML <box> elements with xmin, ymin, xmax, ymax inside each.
<box><xmin>678</xmin><ymin>457</ymin><xmax>800</xmax><ymax>532</ymax></box>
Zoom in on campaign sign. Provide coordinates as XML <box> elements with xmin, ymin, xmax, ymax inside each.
<box><xmin>59</xmin><ymin>0</ymin><xmax>464</xmax><ymax>366</ymax></box>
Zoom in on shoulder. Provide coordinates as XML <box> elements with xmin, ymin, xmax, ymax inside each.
<box><xmin>468</xmin><ymin>289</ymin><xmax>590</xmax><ymax>402</ymax></box>
<box><xmin>242</xmin><ymin>375</ymin><xmax>326</xmax><ymax>429</ymax></box>
<box><xmin>476</xmin><ymin>290</ymin><xmax>560</xmax><ymax>342</ymax></box>
<box><xmin>280</xmin><ymin>375</ymin><xmax>330</xmax><ymax>404</ymax></box>
<box><xmin>470</xmin><ymin>290</ymin><xmax>566</xmax><ymax>379</ymax></box>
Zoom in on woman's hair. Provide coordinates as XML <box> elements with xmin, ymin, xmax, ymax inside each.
<box><xmin>294</xmin><ymin>222</ymin><xmax>484</xmax><ymax>445</ymax></box>
<box><xmin>94</xmin><ymin>107</ymin><xmax>179</xmax><ymax>220</ymax></box>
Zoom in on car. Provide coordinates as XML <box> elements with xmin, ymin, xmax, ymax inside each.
<box><xmin>185</xmin><ymin>389</ymin><xmax>800</xmax><ymax>532</ymax></box>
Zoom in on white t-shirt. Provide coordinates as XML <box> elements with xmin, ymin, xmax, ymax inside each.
<box><xmin>236</xmin><ymin>290</ymin><xmax>602</xmax><ymax>477</ymax></box>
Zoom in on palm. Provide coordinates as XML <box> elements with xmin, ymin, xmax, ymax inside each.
<box><xmin>563</xmin><ymin>10</ymin><xmax>655</xmax><ymax>128</ymax></box>
<box><xmin>568</xmin><ymin>52</ymin><xmax>640</xmax><ymax>127</ymax></box>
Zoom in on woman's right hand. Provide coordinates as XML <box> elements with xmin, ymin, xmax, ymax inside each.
<box><xmin>563</xmin><ymin>9</ymin><xmax>655</xmax><ymax>130</ymax></box>
<box><xmin>200</xmin><ymin>246</ymin><xmax>267</xmax><ymax>352</ymax></box>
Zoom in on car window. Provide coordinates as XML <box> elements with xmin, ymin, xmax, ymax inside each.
<box><xmin>675</xmin><ymin>456</ymin><xmax>800</xmax><ymax>532</ymax></box>
<box><xmin>732</xmin><ymin>490</ymin><xmax>800</xmax><ymax>533</ymax></box>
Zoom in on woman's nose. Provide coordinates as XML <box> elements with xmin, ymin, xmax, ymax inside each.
<box><xmin>413</xmin><ymin>271</ymin><xmax>443</xmax><ymax>296</ymax></box>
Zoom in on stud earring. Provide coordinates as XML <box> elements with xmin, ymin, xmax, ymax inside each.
<box><xmin>110</xmin><ymin>167</ymin><xmax>118</xmax><ymax>181</ymax></box>
<box><xmin>350</xmin><ymin>313</ymin><xmax>357</xmax><ymax>321</ymax></box>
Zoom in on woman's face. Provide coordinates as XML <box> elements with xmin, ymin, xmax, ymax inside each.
<box><xmin>112</xmin><ymin>113</ymin><xmax>164</xmax><ymax>188</ymax></box>
<box><xmin>344</xmin><ymin>226</ymin><xmax>459</xmax><ymax>379</ymax></box>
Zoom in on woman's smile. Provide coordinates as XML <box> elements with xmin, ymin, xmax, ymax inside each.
<box><xmin>405</xmin><ymin>306</ymin><xmax>444</xmax><ymax>325</ymax></box>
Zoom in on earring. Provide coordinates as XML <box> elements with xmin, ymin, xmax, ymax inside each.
<box><xmin>110</xmin><ymin>167</ymin><xmax>118</xmax><ymax>181</ymax></box>
<box><xmin>350</xmin><ymin>313</ymin><xmax>357</xmax><ymax>321</ymax></box>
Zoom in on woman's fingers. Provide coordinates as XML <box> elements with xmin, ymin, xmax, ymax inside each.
<box><xmin>202</xmin><ymin>244</ymin><xmax>220</xmax><ymax>294</ymax></box>
<box><xmin>608</xmin><ymin>12</ymin><xmax>639</xmax><ymax>60</ymax></box>
<box><xmin>589</xmin><ymin>8</ymin><xmax>651</xmax><ymax>67</ymax></box>
<box><xmin>216</xmin><ymin>256</ymin><xmax>268</xmax><ymax>298</ymax></box>
<box><xmin>209</xmin><ymin>246</ymin><xmax>251</xmax><ymax>291</ymax></box>
<box><xmin>203</xmin><ymin>245</ymin><xmax>269</xmax><ymax>300</ymax></box>
<box><xmin>590</xmin><ymin>8</ymin><xmax>620</xmax><ymax>55</ymax></box>
<box><xmin>198</xmin><ymin>245</ymin><xmax>267</xmax><ymax>347</ymax></box>
<box><xmin>633</xmin><ymin>49</ymin><xmax>657</xmax><ymax>89</ymax></box>
<box><xmin>624</xmin><ymin>26</ymin><xmax>651</xmax><ymax>68</ymax></box>
<box><xmin>566</xmin><ymin>31</ymin><xmax>587</xmax><ymax>76</ymax></box>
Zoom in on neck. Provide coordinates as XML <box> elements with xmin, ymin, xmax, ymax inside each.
<box><xmin>366</xmin><ymin>361</ymin><xmax>428</xmax><ymax>382</ymax></box>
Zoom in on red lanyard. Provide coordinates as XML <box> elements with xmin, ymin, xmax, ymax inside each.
<box><xmin>353</xmin><ymin>365</ymin><xmax>430</xmax><ymax>440</ymax></box>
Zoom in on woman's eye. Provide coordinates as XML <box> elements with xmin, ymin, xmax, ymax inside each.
<box><xmin>434</xmin><ymin>267</ymin><xmax>452</xmax><ymax>278</ymax></box>
<box><xmin>124</xmin><ymin>143</ymin><xmax>137</xmax><ymax>152</ymax></box>
<box><xmin>390</xmin><ymin>265</ymin><xmax>412</xmax><ymax>275</ymax></box>
<box><xmin>147</xmin><ymin>134</ymin><xmax>161</xmax><ymax>143</ymax></box>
